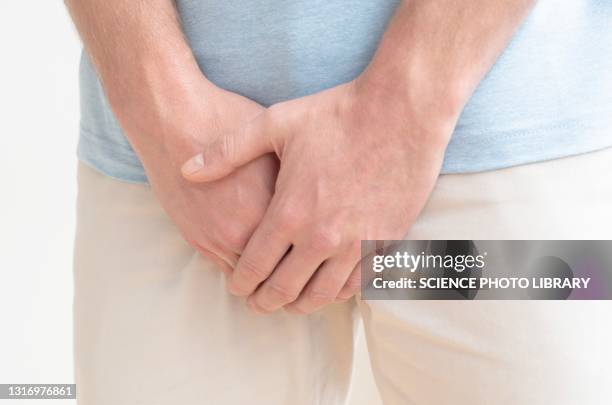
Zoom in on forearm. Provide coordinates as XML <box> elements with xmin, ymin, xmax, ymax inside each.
<box><xmin>65</xmin><ymin>0</ymin><xmax>213</xmax><ymax>146</ymax></box>
<box><xmin>359</xmin><ymin>0</ymin><xmax>535</xmax><ymax>137</ymax></box>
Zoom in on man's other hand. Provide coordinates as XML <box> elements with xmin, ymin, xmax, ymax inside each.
<box><xmin>181</xmin><ymin>80</ymin><xmax>454</xmax><ymax>313</ymax></box>
<box><xmin>126</xmin><ymin>78</ymin><xmax>278</xmax><ymax>273</ymax></box>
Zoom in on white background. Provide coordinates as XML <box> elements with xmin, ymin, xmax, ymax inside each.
<box><xmin>0</xmin><ymin>2</ymin><xmax>79</xmax><ymax>403</ymax></box>
<box><xmin>0</xmin><ymin>2</ymin><xmax>381</xmax><ymax>405</ymax></box>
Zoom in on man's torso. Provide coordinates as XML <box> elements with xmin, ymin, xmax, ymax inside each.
<box><xmin>78</xmin><ymin>0</ymin><xmax>612</xmax><ymax>182</ymax></box>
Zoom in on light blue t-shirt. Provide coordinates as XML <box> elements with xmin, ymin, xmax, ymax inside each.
<box><xmin>78</xmin><ymin>0</ymin><xmax>612</xmax><ymax>183</ymax></box>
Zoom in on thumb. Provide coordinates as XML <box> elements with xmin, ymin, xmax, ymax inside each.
<box><xmin>181</xmin><ymin>114</ymin><xmax>275</xmax><ymax>182</ymax></box>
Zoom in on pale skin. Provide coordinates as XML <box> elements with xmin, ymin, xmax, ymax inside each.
<box><xmin>67</xmin><ymin>0</ymin><xmax>535</xmax><ymax>314</ymax></box>
<box><xmin>65</xmin><ymin>0</ymin><xmax>279</xmax><ymax>273</ymax></box>
<box><xmin>181</xmin><ymin>0</ymin><xmax>535</xmax><ymax>314</ymax></box>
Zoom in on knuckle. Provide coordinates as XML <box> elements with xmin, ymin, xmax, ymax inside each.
<box><xmin>237</xmin><ymin>256</ymin><xmax>269</xmax><ymax>284</ymax></box>
<box><xmin>217</xmin><ymin>222</ymin><xmax>248</xmax><ymax>252</ymax></box>
<box><xmin>307</xmin><ymin>287</ymin><xmax>336</xmax><ymax>305</ymax></box>
<box><xmin>275</xmin><ymin>203</ymin><xmax>305</xmax><ymax>231</ymax></box>
<box><xmin>266</xmin><ymin>281</ymin><xmax>300</xmax><ymax>304</ymax></box>
<box><xmin>309</xmin><ymin>228</ymin><xmax>343</xmax><ymax>253</ymax></box>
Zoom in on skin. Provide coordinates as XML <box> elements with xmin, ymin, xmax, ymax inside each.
<box><xmin>182</xmin><ymin>0</ymin><xmax>536</xmax><ymax>314</ymax></box>
<box><xmin>184</xmin><ymin>80</ymin><xmax>450</xmax><ymax>312</ymax></box>
<box><xmin>131</xmin><ymin>82</ymin><xmax>279</xmax><ymax>273</ymax></box>
<box><xmin>65</xmin><ymin>0</ymin><xmax>279</xmax><ymax>272</ymax></box>
<box><xmin>67</xmin><ymin>0</ymin><xmax>535</xmax><ymax>313</ymax></box>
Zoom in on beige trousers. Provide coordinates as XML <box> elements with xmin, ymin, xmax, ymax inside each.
<box><xmin>74</xmin><ymin>147</ymin><xmax>612</xmax><ymax>405</ymax></box>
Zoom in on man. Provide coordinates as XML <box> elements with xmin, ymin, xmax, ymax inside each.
<box><xmin>67</xmin><ymin>0</ymin><xmax>612</xmax><ymax>404</ymax></box>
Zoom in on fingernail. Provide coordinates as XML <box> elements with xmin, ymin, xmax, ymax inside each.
<box><xmin>181</xmin><ymin>154</ymin><xmax>204</xmax><ymax>176</ymax></box>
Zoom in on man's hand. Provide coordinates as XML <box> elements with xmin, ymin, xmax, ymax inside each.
<box><xmin>66</xmin><ymin>0</ymin><xmax>279</xmax><ymax>271</ymax></box>
<box><xmin>131</xmin><ymin>80</ymin><xmax>278</xmax><ymax>272</ymax></box>
<box><xmin>181</xmin><ymin>79</ymin><xmax>452</xmax><ymax>312</ymax></box>
<box><xmin>181</xmin><ymin>0</ymin><xmax>535</xmax><ymax>313</ymax></box>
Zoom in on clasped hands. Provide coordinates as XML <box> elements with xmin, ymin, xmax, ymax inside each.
<box><xmin>175</xmin><ymin>78</ymin><xmax>452</xmax><ymax>315</ymax></box>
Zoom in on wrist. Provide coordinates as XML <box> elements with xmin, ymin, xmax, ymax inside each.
<box><xmin>353</xmin><ymin>65</ymin><xmax>463</xmax><ymax>151</ymax></box>
<box><xmin>359</xmin><ymin>60</ymin><xmax>467</xmax><ymax>128</ymax></box>
<box><xmin>102</xmin><ymin>40</ymin><xmax>203</xmax><ymax>108</ymax></box>
<box><xmin>104</xmin><ymin>51</ymin><xmax>224</xmax><ymax>155</ymax></box>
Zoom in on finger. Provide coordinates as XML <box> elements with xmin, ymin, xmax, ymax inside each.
<box><xmin>336</xmin><ymin>240</ymin><xmax>388</xmax><ymax>300</ymax></box>
<box><xmin>337</xmin><ymin>264</ymin><xmax>362</xmax><ymax>301</ymax></box>
<box><xmin>181</xmin><ymin>113</ymin><xmax>277</xmax><ymax>182</ymax></box>
<box><xmin>195</xmin><ymin>245</ymin><xmax>234</xmax><ymax>275</ymax></box>
<box><xmin>227</xmin><ymin>210</ymin><xmax>292</xmax><ymax>297</ymax></box>
<box><xmin>247</xmin><ymin>245</ymin><xmax>327</xmax><ymax>314</ymax></box>
<box><xmin>187</xmin><ymin>236</ymin><xmax>237</xmax><ymax>274</ymax></box>
<box><xmin>285</xmin><ymin>250</ymin><xmax>359</xmax><ymax>314</ymax></box>
<box><xmin>194</xmin><ymin>236</ymin><xmax>240</xmax><ymax>266</ymax></box>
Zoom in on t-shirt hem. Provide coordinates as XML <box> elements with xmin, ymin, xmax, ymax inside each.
<box><xmin>441</xmin><ymin>116</ymin><xmax>612</xmax><ymax>173</ymax></box>
<box><xmin>78</xmin><ymin>126</ymin><xmax>149</xmax><ymax>184</ymax></box>
<box><xmin>78</xmin><ymin>119</ymin><xmax>612</xmax><ymax>182</ymax></box>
